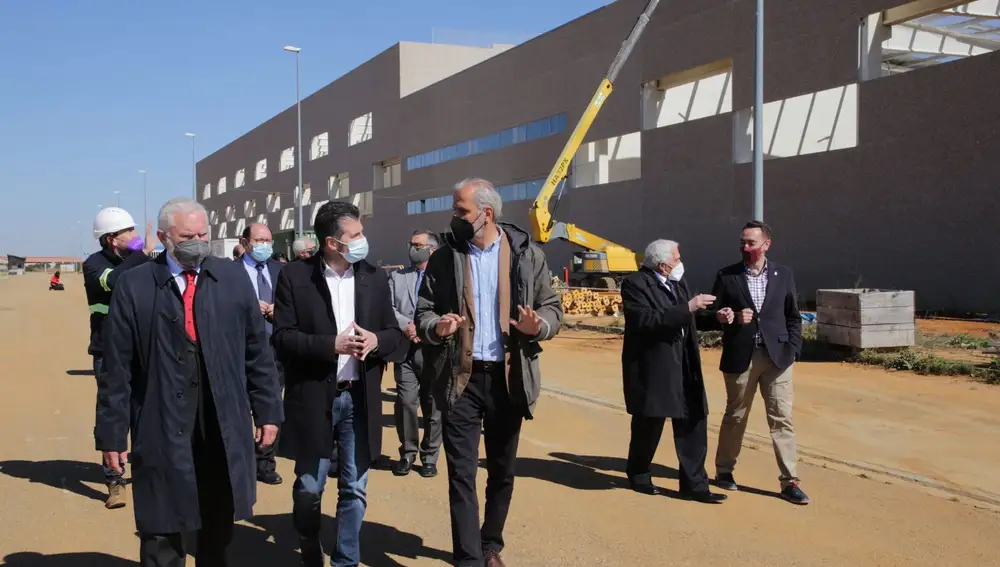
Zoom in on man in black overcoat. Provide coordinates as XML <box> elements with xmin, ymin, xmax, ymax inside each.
<box><xmin>620</xmin><ymin>239</ymin><xmax>726</xmax><ymax>503</ymax></box>
<box><xmin>97</xmin><ymin>197</ymin><xmax>284</xmax><ymax>566</ymax></box>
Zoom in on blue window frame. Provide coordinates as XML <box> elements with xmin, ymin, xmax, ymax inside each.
<box><xmin>405</xmin><ymin>114</ymin><xmax>567</xmax><ymax>171</ymax></box>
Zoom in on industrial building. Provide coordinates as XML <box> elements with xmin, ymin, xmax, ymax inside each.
<box><xmin>195</xmin><ymin>0</ymin><xmax>1000</xmax><ymax>313</ymax></box>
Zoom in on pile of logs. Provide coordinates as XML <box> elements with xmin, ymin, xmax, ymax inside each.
<box><xmin>560</xmin><ymin>288</ymin><xmax>623</xmax><ymax>316</ymax></box>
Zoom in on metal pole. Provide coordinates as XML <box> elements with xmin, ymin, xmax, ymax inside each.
<box><xmin>140</xmin><ymin>170</ymin><xmax>147</xmax><ymax>230</ymax></box>
<box><xmin>753</xmin><ymin>0</ymin><xmax>765</xmax><ymax>222</ymax></box>
<box><xmin>294</xmin><ymin>52</ymin><xmax>304</xmax><ymax>240</ymax></box>
<box><xmin>191</xmin><ymin>137</ymin><xmax>197</xmax><ymax>200</ymax></box>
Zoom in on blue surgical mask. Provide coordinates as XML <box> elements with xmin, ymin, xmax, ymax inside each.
<box><xmin>250</xmin><ymin>243</ymin><xmax>273</xmax><ymax>263</ymax></box>
<box><xmin>338</xmin><ymin>236</ymin><xmax>369</xmax><ymax>264</ymax></box>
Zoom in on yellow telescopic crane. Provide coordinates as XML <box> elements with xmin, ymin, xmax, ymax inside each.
<box><xmin>528</xmin><ymin>0</ymin><xmax>660</xmax><ymax>289</ymax></box>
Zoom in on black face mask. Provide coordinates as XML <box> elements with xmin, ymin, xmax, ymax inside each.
<box><xmin>450</xmin><ymin>212</ymin><xmax>483</xmax><ymax>243</ymax></box>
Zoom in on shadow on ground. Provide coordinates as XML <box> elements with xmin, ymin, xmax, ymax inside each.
<box><xmin>476</xmin><ymin>452</ymin><xmax>676</xmax><ymax>492</ymax></box>
<box><xmin>3</xmin><ymin>515</ymin><xmax>450</xmax><ymax>567</ymax></box>
<box><xmin>0</xmin><ymin>460</ymin><xmax>109</xmax><ymax>503</ymax></box>
<box><xmin>65</xmin><ymin>369</ymin><xmax>95</xmax><ymax>377</ymax></box>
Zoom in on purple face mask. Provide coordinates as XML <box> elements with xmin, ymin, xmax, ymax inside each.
<box><xmin>126</xmin><ymin>236</ymin><xmax>145</xmax><ymax>251</ymax></box>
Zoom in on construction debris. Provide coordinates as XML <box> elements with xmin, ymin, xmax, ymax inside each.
<box><xmin>560</xmin><ymin>288</ymin><xmax>623</xmax><ymax>316</ymax></box>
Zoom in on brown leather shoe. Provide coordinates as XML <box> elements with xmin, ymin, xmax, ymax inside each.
<box><xmin>485</xmin><ymin>550</ymin><xmax>506</xmax><ymax>567</ymax></box>
<box><xmin>105</xmin><ymin>482</ymin><xmax>127</xmax><ymax>509</ymax></box>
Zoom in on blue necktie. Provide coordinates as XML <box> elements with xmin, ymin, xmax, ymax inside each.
<box><xmin>256</xmin><ymin>264</ymin><xmax>272</xmax><ymax>335</ymax></box>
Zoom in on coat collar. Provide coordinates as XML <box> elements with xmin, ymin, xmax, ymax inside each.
<box><xmin>151</xmin><ymin>252</ymin><xmax>220</xmax><ymax>288</ymax></box>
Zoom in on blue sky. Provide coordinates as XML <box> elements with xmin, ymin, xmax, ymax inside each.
<box><xmin>0</xmin><ymin>0</ymin><xmax>609</xmax><ymax>257</ymax></box>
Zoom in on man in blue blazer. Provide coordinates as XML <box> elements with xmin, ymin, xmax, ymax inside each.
<box><xmin>709</xmin><ymin>220</ymin><xmax>809</xmax><ymax>505</ymax></box>
<box><xmin>238</xmin><ymin>223</ymin><xmax>285</xmax><ymax>485</ymax></box>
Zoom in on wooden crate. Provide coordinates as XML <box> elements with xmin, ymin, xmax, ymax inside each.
<box><xmin>816</xmin><ymin>289</ymin><xmax>915</xmax><ymax>349</ymax></box>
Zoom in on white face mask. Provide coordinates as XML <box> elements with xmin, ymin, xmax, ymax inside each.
<box><xmin>668</xmin><ymin>261</ymin><xmax>685</xmax><ymax>282</ymax></box>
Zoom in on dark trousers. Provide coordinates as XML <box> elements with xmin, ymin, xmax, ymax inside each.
<box><xmin>93</xmin><ymin>355</ymin><xmax>125</xmax><ymax>484</ymax></box>
<box><xmin>443</xmin><ymin>363</ymin><xmax>523</xmax><ymax>567</ymax></box>
<box><xmin>255</xmin><ymin>357</ymin><xmax>283</xmax><ymax>475</ymax></box>
<box><xmin>626</xmin><ymin>414</ymin><xmax>710</xmax><ymax>493</ymax></box>
<box><xmin>139</xmin><ymin>355</ymin><xmax>235</xmax><ymax>567</ymax></box>
<box><xmin>394</xmin><ymin>346</ymin><xmax>442</xmax><ymax>464</ymax></box>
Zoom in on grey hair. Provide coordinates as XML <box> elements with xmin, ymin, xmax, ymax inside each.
<box><xmin>412</xmin><ymin>230</ymin><xmax>440</xmax><ymax>248</ymax></box>
<box><xmin>291</xmin><ymin>236</ymin><xmax>315</xmax><ymax>255</ymax></box>
<box><xmin>642</xmin><ymin>239</ymin><xmax>679</xmax><ymax>269</ymax></box>
<box><xmin>158</xmin><ymin>198</ymin><xmax>208</xmax><ymax>231</ymax></box>
<box><xmin>454</xmin><ymin>177</ymin><xmax>503</xmax><ymax>219</ymax></box>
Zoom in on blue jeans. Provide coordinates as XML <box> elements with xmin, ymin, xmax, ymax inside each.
<box><xmin>293</xmin><ymin>384</ymin><xmax>370</xmax><ymax>567</ymax></box>
<box><xmin>93</xmin><ymin>355</ymin><xmax>125</xmax><ymax>485</ymax></box>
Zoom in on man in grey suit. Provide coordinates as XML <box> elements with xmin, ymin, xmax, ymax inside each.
<box><xmin>389</xmin><ymin>230</ymin><xmax>442</xmax><ymax>477</ymax></box>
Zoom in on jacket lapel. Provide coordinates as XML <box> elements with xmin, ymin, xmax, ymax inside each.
<box><xmin>310</xmin><ymin>257</ymin><xmax>336</xmax><ymax>326</ymax></box>
<box><xmin>736</xmin><ymin>267</ymin><xmax>754</xmax><ymax>306</ymax></box>
<box><xmin>405</xmin><ymin>268</ymin><xmax>418</xmax><ymax>310</ymax></box>
<box><xmin>354</xmin><ymin>261</ymin><xmax>370</xmax><ymax>327</ymax></box>
<box><xmin>759</xmin><ymin>264</ymin><xmax>779</xmax><ymax>313</ymax></box>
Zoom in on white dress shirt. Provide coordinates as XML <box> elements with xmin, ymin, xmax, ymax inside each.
<box><xmin>324</xmin><ymin>261</ymin><xmax>359</xmax><ymax>383</ymax></box>
<box><xmin>165</xmin><ymin>252</ymin><xmax>200</xmax><ymax>294</ymax></box>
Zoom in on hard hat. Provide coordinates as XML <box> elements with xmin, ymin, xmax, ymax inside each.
<box><xmin>93</xmin><ymin>207</ymin><xmax>137</xmax><ymax>240</ymax></box>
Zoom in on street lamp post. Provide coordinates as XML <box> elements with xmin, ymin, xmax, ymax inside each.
<box><xmin>284</xmin><ymin>45</ymin><xmax>304</xmax><ymax>240</ymax></box>
<box><xmin>139</xmin><ymin>169</ymin><xmax>147</xmax><ymax>230</ymax></box>
<box><xmin>185</xmin><ymin>133</ymin><xmax>197</xmax><ymax>201</ymax></box>
<box><xmin>113</xmin><ymin>191</ymin><xmax>121</xmax><ymax>207</ymax></box>
<box><xmin>752</xmin><ymin>0</ymin><xmax>765</xmax><ymax>222</ymax></box>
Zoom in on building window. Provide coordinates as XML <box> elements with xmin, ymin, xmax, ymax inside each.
<box><xmin>328</xmin><ymin>173</ymin><xmax>349</xmax><ymax>199</ymax></box>
<box><xmin>202</xmin><ymin>183</ymin><xmax>212</xmax><ymax>200</ymax></box>
<box><xmin>310</xmin><ymin>132</ymin><xmax>329</xmax><ymax>161</ymax></box>
<box><xmin>571</xmin><ymin>132</ymin><xmax>642</xmax><ymax>188</ymax></box>
<box><xmin>351</xmin><ymin>191</ymin><xmax>374</xmax><ymax>218</ymax></box>
<box><xmin>266</xmin><ymin>192</ymin><xmax>281</xmax><ymax>213</ymax></box>
<box><xmin>374</xmin><ymin>158</ymin><xmax>401</xmax><ymax>190</ymax></box>
<box><xmin>244</xmin><ymin>199</ymin><xmax>256</xmax><ymax>218</ymax></box>
<box><xmin>406</xmin><ymin>178</ymin><xmax>544</xmax><ymax>215</ymax></box>
<box><xmin>234</xmin><ymin>168</ymin><xmax>246</xmax><ymax>188</ymax></box>
<box><xmin>255</xmin><ymin>159</ymin><xmax>268</xmax><ymax>181</ymax></box>
<box><xmin>406</xmin><ymin>113</ymin><xmax>567</xmax><ymax>171</ymax></box>
<box><xmin>280</xmin><ymin>147</ymin><xmax>295</xmax><ymax>172</ymax></box>
<box><xmin>641</xmin><ymin>60</ymin><xmax>733</xmax><ymax>130</ymax></box>
<box><xmin>349</xmin><ymin>112</ymin><xmax>373</xmax><ymax>146</ymax></box>
<box><xmin>217</xmin><ymin>176</ymin><xmax>227</xmax><ymax>195</ymax></box>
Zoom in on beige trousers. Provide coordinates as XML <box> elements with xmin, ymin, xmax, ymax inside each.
<box><xmin>715</xmin><ymin>349</ymin><xmax>799</xmax><ymax>488</ymax></box>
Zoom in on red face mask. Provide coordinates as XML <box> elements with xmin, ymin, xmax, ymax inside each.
<box><xmin>742</xmin><ymin>246</ymin><xmax>764</xmax><ymax>264</ymax></box>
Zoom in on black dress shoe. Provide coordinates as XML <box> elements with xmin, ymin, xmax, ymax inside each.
<box><xmin>715</xmin><ymin>473</ymin><xmax>738</xmax><ymax>491</ymax></box>
<box><xmin>393</xmin><ymin>456</ymin><xmax>415</xmax><ymax>476</ymax></box>
<box><xmin>257</xmin><ymin>470</ymin><xmax>283</xmax><ymax>485</ymax></box>
<box><xmin>781</xmin><ymin>483</ymin><xmax>810</xmax><ymax>505</ymax></box>
<box><xmin>419</xmin><ymin>463</ymin><xmax>438</xmax><ymax>478</ymax></box>
<box><xmin>628</xmin><ymin>479</ymin><xmax>663</xmax><ymax>495</ymax></box>
<box><xmin>680</xmin><ymin>489</ymin><xmax>727</xmax><ymax>503</ymax></box>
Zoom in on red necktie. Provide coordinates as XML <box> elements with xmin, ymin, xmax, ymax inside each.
<box><xmin>183</xmin><ymin>271</ymin><xmax>198</xmax><ymax>342</ymax></box>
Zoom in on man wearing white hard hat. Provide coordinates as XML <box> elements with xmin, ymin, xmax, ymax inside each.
<box><xmin>82</xmin><ymin>207</ymin><xmax>155</xmax><ymax>509</ymax></box>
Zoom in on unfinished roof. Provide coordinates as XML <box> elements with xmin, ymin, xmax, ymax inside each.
<box><xmin>882</xmin><ymin>1</ymin><xmax>1000</xmax><ymax>72</ymax></box>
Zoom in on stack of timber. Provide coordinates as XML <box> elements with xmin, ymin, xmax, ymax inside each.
<box><xmin>816</xmin><ymin>289</ymin><xmax>915</xmax><ymax>348</ymax></box>
<box><xmin>560</xmin><ymin>288</ymin><xmax>623</xmax><ymax>316</ymax></box>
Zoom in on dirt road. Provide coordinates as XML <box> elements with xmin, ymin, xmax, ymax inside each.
<box><xmin>1</xmin><ymin>273</ymin><xmax>997</xmax><ymax>566</ymax></box>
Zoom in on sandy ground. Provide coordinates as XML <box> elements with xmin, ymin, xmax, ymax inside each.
<box><xmin>1</xmin><ymin>272</ymin><xmax>998</xmax><ymax>566</ymax></box>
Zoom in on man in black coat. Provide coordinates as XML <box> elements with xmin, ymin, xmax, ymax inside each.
<box><xmin>98</xmin><ymin>197</ymin><xmax>284</xmax><ymax>566</ymax></box>
<box><xmin>710</xmin><ymin>220</ymin><xmax>809</xmax><ymax>505</ymax></box>
<box><xmin>621</xmin><ymin>239</ymin><xmax>726</xmax><ymax>503</ymax></box>
<box><xmin>237</xmin><ymin>222</ymin><xmax>285</xmax><ymax>485</ymax></box>
<box><xmin>272</xmin><ymin>201</ymin><xmax>404</xmax><ymax>567</ymax></box>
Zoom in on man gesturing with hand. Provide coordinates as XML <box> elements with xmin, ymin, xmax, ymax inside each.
<box><xmin>272</xmin><ymin>201</ymin><xmax>403</xmax><ymax>567</ymax></box>
<box><xmin>416</xmin><ymin>178</ymin><xmax>562</xmax><ymax>567</ymax></box>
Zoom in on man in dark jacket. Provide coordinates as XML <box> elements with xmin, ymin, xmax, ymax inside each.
<box><xmin>97</xmin><ymin>197</ymin><xmax>283</xmax><ymax>566</ymax></box>
<box><xmin>621</xmin><ymin>239</ymin><xmax>726</xmax><ymax>503</ymax></box>
<box><xmin>237</xmin><ymin>222</ymin><xmax>285</xmax><ymax>485</ymax></box>
<box><xmin>83</xmin><ymin>206</ymin><xmax>155</xmax><ymax>509</ymax></box>
<box><xmin>272</xmin><ymin>201</ymin><xmax>404</xmax><ymax>567</ymax></box>
<box><xmin>416</xmin><ymin>178</ymin><xmax>563</xmax><ymax>567</ymax></box>
<box><xmin>710</xmin><ymin>220</ymin><xmax>808</xmax><ymax>505</ymax></box>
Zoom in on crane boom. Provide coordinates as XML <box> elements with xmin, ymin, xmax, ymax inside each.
<box><xmin>529</xmin><ymin>0</ymin><xmax>660</xmax><ymax>270</ymax></box>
